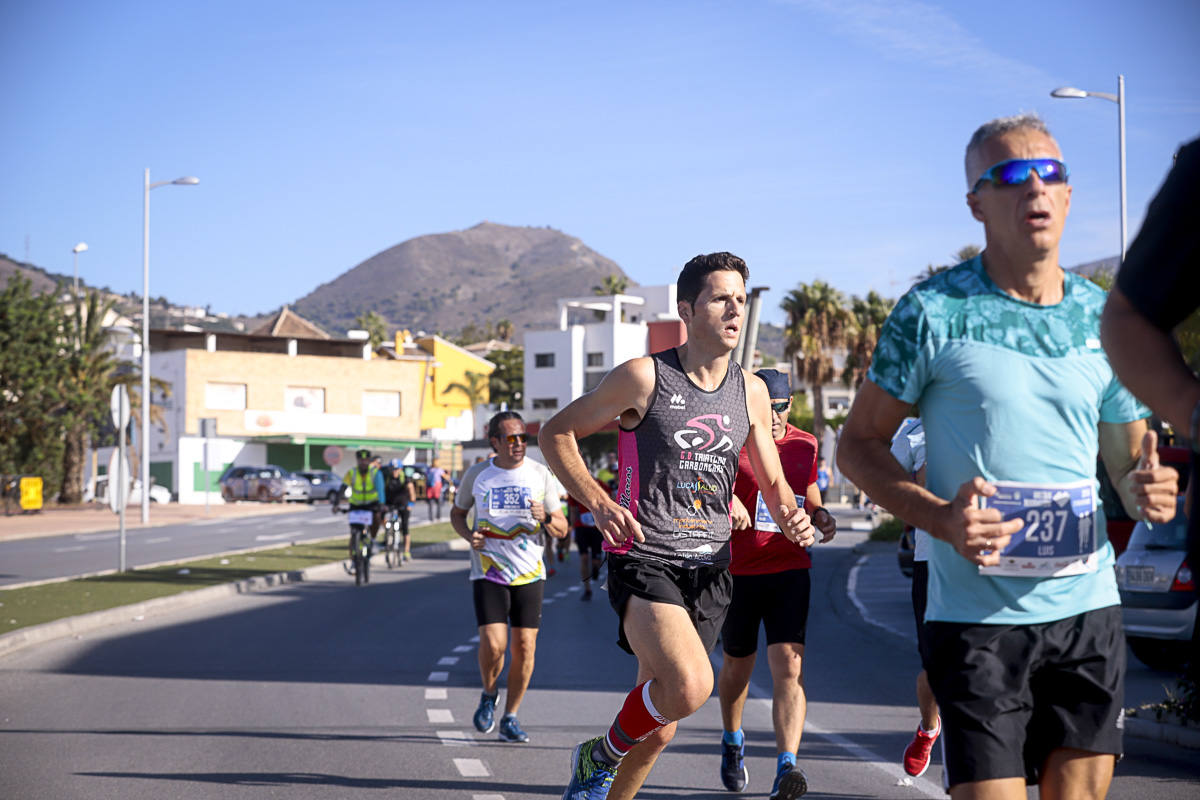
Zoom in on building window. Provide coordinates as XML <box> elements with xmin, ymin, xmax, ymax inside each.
<box><xmin>827</xmin><ymin>395</ymin><xmax>851</xmax><ymax>413</ymax></box>
<box><xmin>586</xmin><ymin>352</ymin><xmax>604</xmax><ymax>367</ymax></box>
<box><xmin>584</xmin><ymin>371</ymin><xmax>606</xmax><ymax>392</ymax></box>
<box><xmin>286</xmin><ymin>386</ymin><xmax>325</xmax><ymax>413</ymax></box>
<box><xmin>534</xmin><ymin>353</ymin><xmax>555</xmax><ymax>368</ymax></box>
<box><xmin>363</xmin><ymin>391</ymin><xmax>401</xmax><ymax>417</ymax></box>
<box><xmin>205</xmin><ymin>382</ymin><xmax>246</xmax><ymax>410</ymax></box>
<box><xmin>531</xmin><ymin>397</ymin><xmax>558</xmax><ymax>410</ymax></box>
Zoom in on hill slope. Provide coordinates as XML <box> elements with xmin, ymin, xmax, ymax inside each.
<box><xmin>289</xmin><ymin>222</ymin><xmax>633</xmax><ymax>338</ymax></box>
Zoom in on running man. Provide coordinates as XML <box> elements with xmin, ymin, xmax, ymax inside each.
<box><xmin>837</xmin><ymin>112</ymin><xmax>1179</xmax><ymax>799</ymax></box>
<box><xmin>568</xmin><ymin>474</ymin><xmax>611</xmax><ymax>601</ymax></box>
<box><xmin>451</xmin><ymin>411</ymin><xmax>568</xmax><ymax>743</ymax></box>
<box><xmin>888</xmin><ymin>416</ymin><xmax>941</xmax><ymax>777</ymax></box>
<box><xmin>539</xmin><ymin>252</ymin><xmax>814</xmax><ymax>800</ymax></box>
<box><xmin>717</xmin><ymin>369</ymin><xmax>836</xmax><ymax>800</ymax></box>
<box><xmin>385</xmin><ymin>461</ymin><xmax>416</xmax><ymax>563</ymax></box>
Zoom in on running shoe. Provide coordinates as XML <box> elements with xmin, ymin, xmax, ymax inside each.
<box><xmin>498</xmin><ymin>714</ymin><xmax>530</xmax><ymax>743</ymax></box>
<box><xmin>720</xmin><ymin>737</ymin><xmax>748</xmax><ymax>791</ymax></box>
<box><xmin>902</xmin><ymin>719</ymin><xmax>940</xmax><ymax>777</ymax></box>
<box><xmin>770</xmin><ymin>763</ymin><xmax>808</xmax><ymax>799</ymax></box>
<box><xmin>473</xmin><ymin>692</ymin><xmax>497</xmax><ymax>734</ymax></box>
<box><xmin>562</xmin><ymin>737</ymin><xmax>617</xmax><ymax>800</ymax></box>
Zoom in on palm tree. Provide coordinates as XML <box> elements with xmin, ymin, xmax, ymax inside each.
<box><xmin>494</xmin><ymin>318</ymin><xmax>514</xmax><ymax>343</ymax></box>
<box><xmin>841</xmin><ymin>291</ymin><xmax>895</xmax><ymax>391</ymax></box>
<box><xmin>913</xmin><ymin>244</ymin><xmax>982</xmax><ymax>284</ymax></box>
<box><xmin>781</xmin><ymin>281</ymin><xmax>851</xmax><ymax>448</ymax></box>
<box><xmin>354</xmin><ymin>310</ymin><xmax>388</xmax><ymax>349</ymax></box>
<box><xmin>592</xmin><ymin>274</ymin><xmax>629</xmax><ymax>296</ymax></box>
<box><xmin>442</xmin><ymin>370</ymin><xmax>490</xmax><ymax>408</ymax></box>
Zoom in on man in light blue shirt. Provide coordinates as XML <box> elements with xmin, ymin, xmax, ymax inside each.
<box><xmin>838</xmin><ymin>113</ymin><xmax>1178</xmax><ymax>799</ymax></box>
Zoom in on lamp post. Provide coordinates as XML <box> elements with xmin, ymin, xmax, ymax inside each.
<box><xmin>141</xmin><ymin>170</ymin><xmax>198</xmax><ymax>524</ymax></box>
<box><xmin>1051</xmin><ymin>74</ymin><xmax>1127</xmax><ymax>260</ymax></box>
<box><xmin>72</xmin><ymin>242</ymin><xmax>88</xmax><ymax>297</ymax></box>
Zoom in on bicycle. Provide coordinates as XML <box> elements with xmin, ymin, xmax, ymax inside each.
<box><xmin>335</xmin><ymin>503</ymin><xmax>377</xmax><ymax>586</ymax></box>
<box><xmin>383</xmin><ymin>505</ymin><xmax>404</xmax><ymax>569</ymax></box>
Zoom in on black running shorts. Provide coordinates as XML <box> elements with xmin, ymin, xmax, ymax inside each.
<box><xmin>606</xmin><ymin>554</ymin><xmax>732</xmax><ymax>655</ymax></box>
<box><xmin>472</xmin><ymin>578</ymin><xmax>545</xmax><ymax>629</ymax></box>
<box><xmin>721</xmin><ymin>569</ymin><xmax>811</xmax><ymax>658</ymax></box>
<box><xmin>926</xmin><ymin>605</ymin><xmax>1125</xmax><ymax>788</ymax></box>
<box><xmin>911</xmin><ymin>560</ymin><xmax>932</xmax><ymax>670</ymax></box>
<box><xmin>574</xmin><ymin>526</ymin><xmax>604</xmax><ymax>557</ymax></box>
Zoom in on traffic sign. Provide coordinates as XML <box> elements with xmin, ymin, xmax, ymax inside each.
<box><xmin>107</xmin><ymin>449</ymin><xmax>130</xmax><ymax>513</ymax></box>
<box><xmin>110</xmin><ymin>385</ymin><xmax>130</xmax><ymax>430</ymax></box>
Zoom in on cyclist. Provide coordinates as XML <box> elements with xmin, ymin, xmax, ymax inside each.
<box><xmin>333</xmin><ymin>449</ymin><xmax>387</xmax><ymax>554</ymax></box>
<box><xmin>385</xmin><ymin>460</ymin><xmax>417</xmax><ymax>563</ymax></box>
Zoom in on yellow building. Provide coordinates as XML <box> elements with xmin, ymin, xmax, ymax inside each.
<box><xmin>411</xmin><ymin>332</ymin><xmax>497</xmax><ymax>436</ymax></box>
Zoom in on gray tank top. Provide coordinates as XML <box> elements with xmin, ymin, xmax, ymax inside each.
<box><xmin>608</xmin><ymin>348</ymin><xmax>750</xmax><ymax>568</ymax></box>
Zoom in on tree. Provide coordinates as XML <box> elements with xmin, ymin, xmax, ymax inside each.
<box><xmin>0</xmin><ymin>275</ymin><xmax>68</xmax><ymax>497</ymax></box>
<box><xmin>354</xmin><ymin>310</ymin><xmax>388</xmax><ymax>349</ymax></box>
<box><xmin>781</xmin><ymin>281</ymin><xmax>851</xmax><ymax>449</ymax></box>
<box><xmin>486</xmin><ymin>347</ymin><xmax>524</xmax><ymax>410</ymax></box>
<box><xmin>442</xmin><ymin>370</ymin><xmax>490</xmax><ymax>408</ymax></box>
<box><xmin>494</xmin><ymin>318</ymin><xmax>514</xmax><ymax>343</ymax></box>
<box><xmin>592</xmin><ymin>274</ymin><xmax>628</xmax><ymax>296</ymax></box>
<box><xmin>913</xmin><ymin>244</ymin><xmax>981</xmax><ymax>284</ymax></box>
<box><xmin>841</xmin><ymin>291</ymin><xmax>895</xmax><ymax>390</ymax></box>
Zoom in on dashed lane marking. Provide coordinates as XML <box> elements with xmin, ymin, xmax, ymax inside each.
<box><xmin>425</xmin><ymin>688</ymin><xmax>448</xmax><ymax>700</ymax></box>
<box><xmin>75</xmin><ymin>533</ymin><xmax>118</xmax><ymax>541</ymax></box>
<box><xmin>454</xmin><ymin>758</ymin><xmax>490</xmax><ymax>777</ymax></box>
<box><xmin>453</xmin><ymin>645</ymin><xmax>474</xmax><ymax>653</ymax></box>
<box><xmin>437</xmin><ymin>656</ymin><xmax>459</xmax><ymax>666</ymax></box>
<box><xmin>428</xmin><ymin>671</ymin><xmax>449</xmax><ymax>682</ymax></box>
<box><xmin>53</xmin><ymin>546</ymin><xmax>87</xmax><ymax>553</ymax></box>
<box><xmin>436</xmin><ymin>730</ymin><xmax>471</xmax><ymax>746</ymax></box>
<box><xmin>427</xmin><ymin>708</ymin><xmax>454</xmax><ymax>723</ymax></box>
<box><xmin>470</xmin><ymin>634</ymin><xmax>480</xmax><ymax>642</ymax></box>
<box><xmin>472</xmin><ymin>795</ymin><xmax>505</xmax><ymax>800</ymax></box>
<box><xmin>145</xmin><ymin>537</ymin><xmax>172</xmax><ymax>544</ymax></box>
<box><xmin>254</xmin><ymin>532</ymin><xmax>297</xmax><ymax>541</ymax></box>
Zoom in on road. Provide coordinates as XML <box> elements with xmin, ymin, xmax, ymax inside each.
<box><xmin>0</xmin><ymin>506</ymin><xmax>444</xmax><ymax>587</ymax></box>
<box><xmin>1</xmin><ymin>518</ymin><xmax>1196</xmax><ymax>799</ymax></box>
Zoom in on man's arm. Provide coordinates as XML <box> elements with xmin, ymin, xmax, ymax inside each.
<box><xmin>1101</xmin><ymin>286</ymin><xmax>1200</xmax><ymax>437</ymax></box>
<box><xmin>806</xmin><ymin>482</ymin><xmax>836</xmax><ymax>542</ymax></box>
<box><xmin>449</xmin><ymin>465</ymin><xmax>484</xmax><ymax>548</ymax></box>
<box><xmin>742</xmin><ymin>373</ymin><xmax>813</xmax><ymax>546</ymax></box>
<box><xmin>837</xmin><ymin>380</ymin><xmax>1021</xmax><ymax>566</ymax></box>
<box><xmin>538</xmin><ymin>358</ymin><xmax>656</xmax><ymax>546</ymax></box>
<box><xmin>1098</xmin><ymin>421</ymin><xmax>1180</xmax><ymax>524</ymax></box>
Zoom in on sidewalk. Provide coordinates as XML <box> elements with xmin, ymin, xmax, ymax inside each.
<box><xmin>0</xmin><ymin>501</ymin><xmax>310</xmax><ymax>543</ymax></box>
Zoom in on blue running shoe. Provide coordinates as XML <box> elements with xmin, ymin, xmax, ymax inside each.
<box><xmin>473</xmin><ymin>692</ymin><xmax>497</xmax><ymax>734</ymax></box>
<box><xmin>720</xmin><ymin>737</ymin><xmax>748</xmax><ymax>791</ymax></box>
<box><xmin>561</xmin><ymin>736</ymin><xmax>617</xmax><ymax>800</ymax></box>
<box><xmin>498</xmin><ymin>714</ymin><xmax>530</xmax><ymax>743</ymax></box>
<box><xmin>770</xmin><ymin>762</ymin><xmax>808</xmax><ymax>800</ymax></box>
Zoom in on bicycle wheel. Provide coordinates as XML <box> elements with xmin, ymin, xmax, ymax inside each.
<box><xmin>361</xmin><ymin>535</ymin><xmax>371</xmax><ymax>584</ymax></box>
<box><xmin>352</xmin><ymin>528</ymin><xmax>365</xmax><ymax>586</ymax></box>
<box><xmin>385</xmin><ymin>525</ymin><xmax>398</xmax><ymax>568</ymax></box>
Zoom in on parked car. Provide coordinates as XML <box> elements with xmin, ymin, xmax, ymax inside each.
<box><xmin>896</xmin><ymin>524</ymin><xmax>915</xmax><ymax>578</ymax></box>
<box><xmin>1100</xmin><ymin>444</ymin><xmax>1190</xmax><ymax>557</ymax></box>
<box><xmin>293</xmin><ymin>470</ymin><xmax>342</xmax><ymax>503</ymax></box>
<box><xmin>1115</xmin><ymin>496</ymin><xmax>1195</xmax><ymax>671</ymax></box>
<box><xmin>219</xmin><ymin>465</ymin><xmax>308</xmax><ymax>503</ymax></box>
<box><xmin>88</xmin><ymin>476</ymin><xmax>172</xmax><ymax>505</ymax></box>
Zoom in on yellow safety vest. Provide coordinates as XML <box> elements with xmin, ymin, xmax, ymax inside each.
<box><xmin>344</xmin><ymin>466</ymin><xmax>381</xmax><ymax>505</ymax></box>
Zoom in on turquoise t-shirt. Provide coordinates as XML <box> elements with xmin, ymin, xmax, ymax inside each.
<box><xmin>868</xmin><ymin>255</ymin><xmax>1149</xmax><ymax>625</ymax></box>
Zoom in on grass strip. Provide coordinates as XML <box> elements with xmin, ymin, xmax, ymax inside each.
<box><xmin>0</xmin><ymin>522</ymin><xmax>459</xmax><ymax>636</ymax></box>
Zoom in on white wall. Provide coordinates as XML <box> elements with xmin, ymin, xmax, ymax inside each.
<box><xmin>177</xmin><ymin>438</ymin><xmax>267</xmax><ymax>505</ymax></box>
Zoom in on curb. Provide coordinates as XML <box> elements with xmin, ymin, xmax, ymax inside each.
<box><xmin>0</xmin><ymin>537</ymin><xmax>469</xmax><ymax>660</ymax></box>
<box><xmin>1125</xmin><ymin>716</ymin><xmax>1200</xmax><ymax>750</ymax></box>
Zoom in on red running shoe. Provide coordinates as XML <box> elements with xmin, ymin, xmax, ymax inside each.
<box><xmin>902</xmin><ymin>718</ymin><xmax>940</xmax><ymax>777</ymax></box>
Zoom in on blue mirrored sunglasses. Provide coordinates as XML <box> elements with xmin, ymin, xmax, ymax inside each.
<box><xmin>971</xmin><ymin>158</ymin><xmax>1069</xmax><ymax>194</ymax></box>
<box><xmin>770</xmin><ymin>400</ymin><xmax>790</xmax><ymax>414</ymax></box>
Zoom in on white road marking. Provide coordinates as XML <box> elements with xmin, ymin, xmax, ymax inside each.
<box><xmin>53</xmin><ymin>546</ymin><xmax>87</xmax><ymax>553</ymax></box>
<box><xmin>254</xmin><ymin>532</ymin><xmax>297</xmax><ymax>542</ymax></box>
<box><xmin>145</xmin><ymin>537</ymin><xmax>172</xmax><ymax>544</ymax></box>
<box><xmin>453</xmin><ymin>645</ymin><xmax>474</xmax><ymax>653</ymax></box>
<box><xmin>189</xmin><ymin>518</ymin><xmax>226</xmax><ymax>526</ymax></box>
<box><xmin>470</xmin><ymin>634</ymin><xmax>480</xmax><ymax>643</ymax></box>
<box><xmin>566</xmin><ymin>585</ymin><xmax>581</xmax><ymax>592</ymax></box>
<box><xmin>428</xmin><ymin>671</ymin><xmax>449</xmax><ymax>682</ymax></box>
<box><xmin>425</xmin><ymin>688</ymin><xmax>448</xmax><ymax>700</ymax></box>
<box><xmin>437</xmin><ymin>656</ymin><xmax>459</xmax><ymax>666</ymax></box>
<box><xmin>436</xmin><ymin>730</ymin><xmax>470</xmax><ymax>746</ymax></box>
<box><xmin>454</xmin><ymin>758</ymin><xmax>490</xmax><ymax>777</ymax></box>
<box><xmin>75</xmin><ymin>533</ymin><xmax>118</xmax><ymax>541</ymax></box>
<box><xmin>472</xmin><ymin>795</ymin><xmax>505</xmax><ymax>800</ymax></box>
<box><xmin>543</xmin><ymin>599</ymin><xmax>555</xmax><ymax>605</ymax></box>
<box><xmin>848</xmin><ymin>555</ymin><xmax>914</xmax><ymax>642</ymax></box>
<box><xmin>308</xmin><ymin>517</ymin><xmax>339</xmax><ymax>524</ymax></box>
<box><xmin>427</xmin><ymin>708</ymin><xmax>454</xmax><ymax>723</ymax></box>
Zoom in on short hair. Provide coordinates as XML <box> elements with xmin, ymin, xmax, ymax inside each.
<box><xmin>487</xmin><ymin>410</ymin><xmax>524</xmax><ymax>440</ymax></box>
<box><xmin>677</xmin><ymin>252</ymin><xmax>749</xmax><ymax>307</ymax></box>
<box><xmin>964</xmin><ymin>112</ymin><xmax>1055</xmax><ymax>189</ymax></box>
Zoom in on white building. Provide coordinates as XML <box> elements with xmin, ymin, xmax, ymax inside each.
<box><xmin>522</xmin><ymin>287</ymin><xmax>685</xmax><ymax>424</ymax></box>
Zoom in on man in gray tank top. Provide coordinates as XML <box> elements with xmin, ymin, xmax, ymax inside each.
<box><xmin>541</xmin><ymin>252</ymin><xmax>816</xmax><ymax>800</ymax></box>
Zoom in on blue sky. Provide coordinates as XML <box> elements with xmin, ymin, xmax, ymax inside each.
<box><xmin>2</xmin><ymin>0</ymin><xmax>1197</xmax><ymax>327</ymax></box>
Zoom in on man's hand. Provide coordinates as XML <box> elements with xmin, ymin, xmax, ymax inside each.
<box><xmin>592</xmin><ymin>499</ymin><xmax>645</xmax><ymax>548</ymax></box>
<box><xmin>730</xmin><ymin>495</ymin><xmax>752</xmax><ymax>531</ymax></box>
<box><xmin>812</xmin><ymin>507</ymin><xmax>837</xmax><ymax>543</ymax></box>
<box><xmin>1121</xmin><ymin>430</ymin><xmax>1180</xmax><ymax>524</ymax></box>
<box><xmin>470</xmin><ymin>526</ymin><xmax>487</xmax><ymax>550</ymax></box>
<box><xmin>777</xmin><ymin>505</ymin><xmax>815</xmax><ymax>547</ymax></box>
<box><xmin>530</xmin><ymin>500</ymin><xmax>547</xmax><ymax>524</ymax></box>
<box><xmin>934</xmin><ymin>477</ymin><xmax>1024</xmax><ymax>567</ymax></box>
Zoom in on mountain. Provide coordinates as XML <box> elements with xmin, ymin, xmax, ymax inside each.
<box><xmin>1</xmin><ymin>254</ymin><xmax>73</xmax><ymax>295</ymax></box>
<box><xmin>286</xmin><ymin>222</ymin><xmax>633</xmax><ymax>339</ymax></box>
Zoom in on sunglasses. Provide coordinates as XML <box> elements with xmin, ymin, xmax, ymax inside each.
<box><xmin>971</xmin><ymin>158</ymin><xmax>1069</xmax><ymax>194</ymax></box>
<box><xmin>503</xmin><ymin>433</ymin><xmax>529</xmax><ymax>445</ymax></box>
<box><xmin>770</xmin><ymin>401</ymin><xmax>790</xmax><ymax>414</ymax></box>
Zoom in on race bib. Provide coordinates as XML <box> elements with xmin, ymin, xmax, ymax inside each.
<box><xmin>978</xmin><ymin>480</ymin><xmax>1099</xmax><ymax>577</ymax></box>
<box><xmin>489</xmin><ymin>485</ymin><xmax>533</xmax><ymax>515</ymax></box>
<box><xmin>754</xmin><ymin>492</ymin><xmax>781</xmax><ymax>533</ymax></box>
<box><xmin>580</xmin><ymin>511</ymin><xmax>596</xmax><ymax>526</ymax></box>
<box><xmin>347</xmin><ymin>510</ymin><xmax>373</xmax><ymax>525</ymax></box>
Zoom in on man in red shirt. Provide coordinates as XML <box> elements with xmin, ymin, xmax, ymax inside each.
<box><xmin>717</xmin><ymin>369</ymin><xmax>836</xmax><ymax>800</ymax></box>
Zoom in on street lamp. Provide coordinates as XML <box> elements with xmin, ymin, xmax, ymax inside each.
<box><xmin>71</xmin><ymin>242</ymin><xmax>88</xmax><ymax>297</ymax></box>
<box><xmin>1051</xmin><ymin>74</ymin><xmax>1127</xmax><ymax>259</ymax></box>
<box><xmin>141</xmin><ymin>170</ymin><xmax>199</xmax><ymax>524</ymax></box>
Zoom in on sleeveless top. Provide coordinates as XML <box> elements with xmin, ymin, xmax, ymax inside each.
<box><xmin>608</xmin><ymin>348</ymin><xmax>750</xmax><ymax>568</ymax></box>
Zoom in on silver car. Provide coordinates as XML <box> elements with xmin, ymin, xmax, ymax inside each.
<box><xmin>293</xmin><ymin>470</ymin><xmax>342</xmax><ymax>503</ymax></box>
<box><xmin>1115</xmin><ymin>496</ymin><xmax>1195</xmax><ymax>671</ymax></box>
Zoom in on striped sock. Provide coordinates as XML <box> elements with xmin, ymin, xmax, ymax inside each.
<box><xmin>598</xmin><ymin>680</ymin><xmax>669</xmax><ymax>764</ymax></box>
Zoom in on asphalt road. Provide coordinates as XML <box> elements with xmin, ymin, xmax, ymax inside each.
<box><xmin>0</xmin><ymin>506</ymin><xmax>447</xmax><ymax>587</ymax></box>
<box><xmin>1</xmin><ymin>523</ymin><xmax>1196</xmax><ymax>799</ymax></box>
